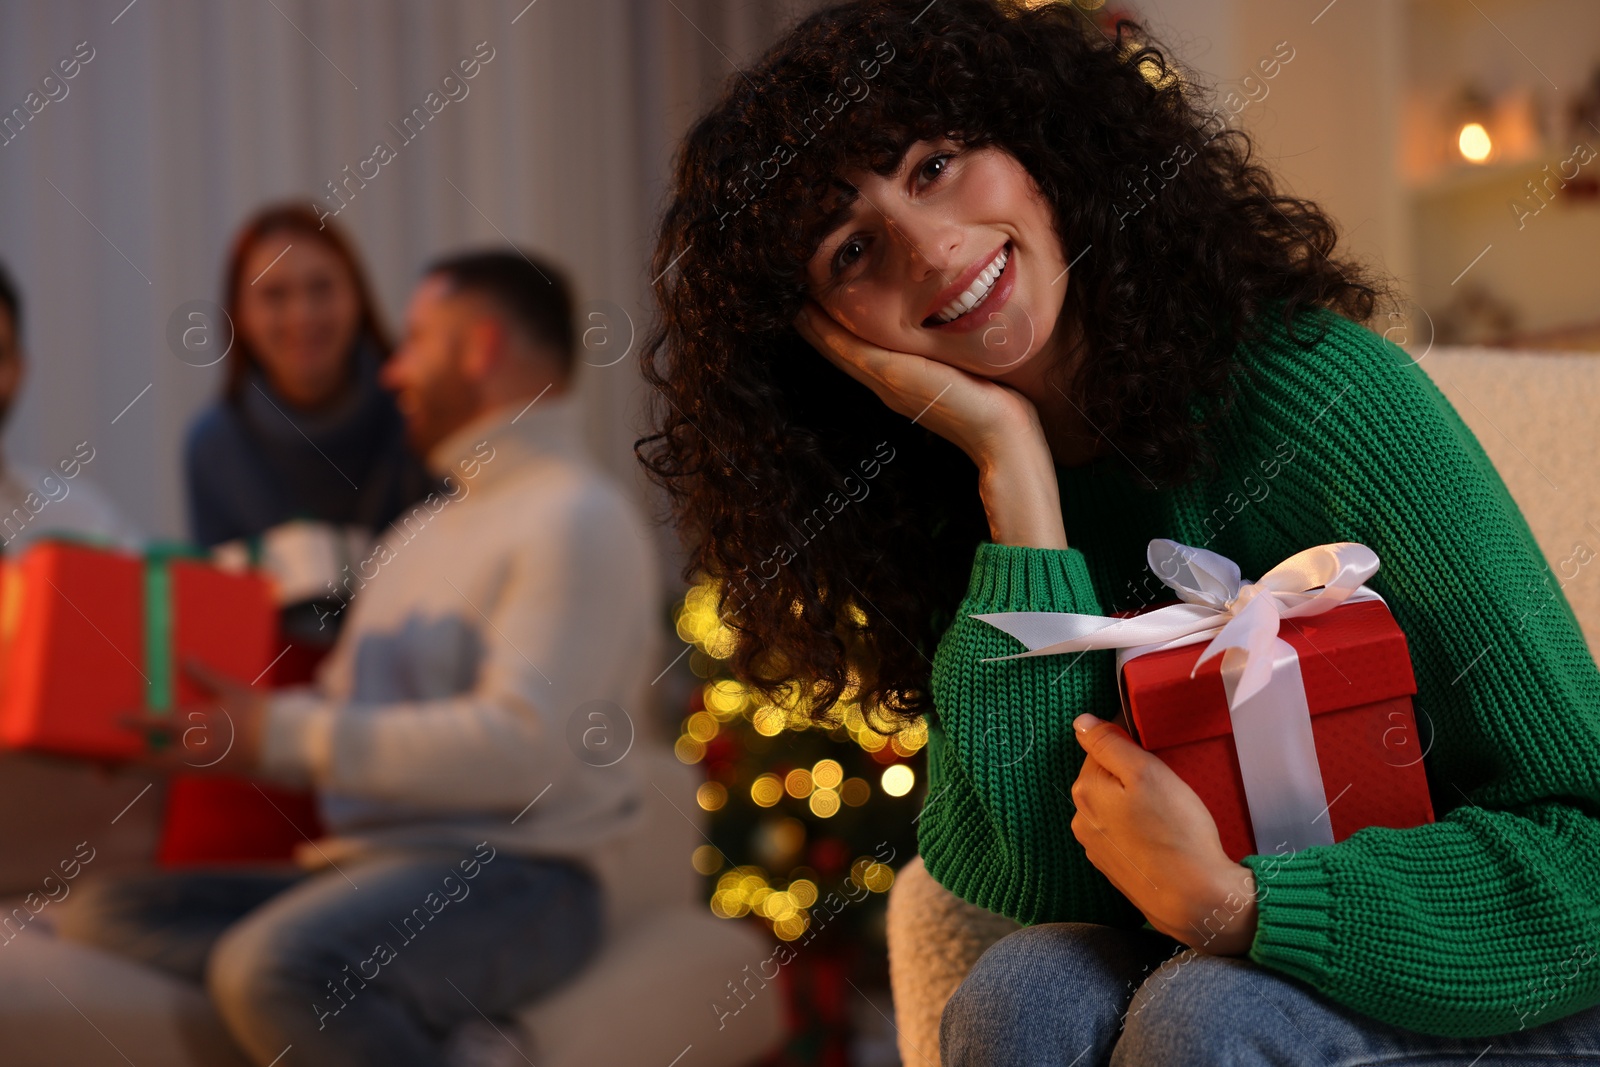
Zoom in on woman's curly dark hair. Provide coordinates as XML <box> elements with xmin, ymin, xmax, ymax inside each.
<box><xmin>636</xmin><ymin>0</ymin><xmax>1384</xmax><ymax>730</ymax></box>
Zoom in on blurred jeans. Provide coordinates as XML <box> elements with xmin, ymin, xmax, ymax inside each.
<box><xmin>941</xmin><ymin>922</ymin><xmax>1600</xmax><ymax>1065</ymax></box>
<box><xmin>57</xmin><ymin>848</ymin><xmax>601</xmax><ymax>1067</ymax></box>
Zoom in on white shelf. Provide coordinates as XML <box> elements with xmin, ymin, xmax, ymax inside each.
<box><xmin>1405</xmin><ymin>148</ymin><xmax>1559</xmax><ymax>200</ymax></box>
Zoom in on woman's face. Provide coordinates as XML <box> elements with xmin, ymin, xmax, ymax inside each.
<box><xmin>236</xmin><ymin>234</ymin><xmax>362</xmax><ymax>408</ymax></box>
<box><xmin>804</xmin><ymin>138</ymin><xmax>1070</xmax><ymax>378</ymax></box>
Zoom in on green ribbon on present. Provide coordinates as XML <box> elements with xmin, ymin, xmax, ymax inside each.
<box><xmin>141</xmin><ymin>542</ymin><xmax>209</xmax><ymax>714</ymax></box>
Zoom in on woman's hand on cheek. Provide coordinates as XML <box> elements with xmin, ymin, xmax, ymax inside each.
<box><xmin>794</xmin><ymin>300</ymin><xmax>1070</xmax><ymax>549</ymax></box>
<box><xmin>1070</xmin><ymin>713</ymin><xmax>1259</xmax><ymax>957</ymax></box>
<box><xmin>793</xmin><ymin>299</ymin><xmax>1038</xmax><ymax>467</ymax></box>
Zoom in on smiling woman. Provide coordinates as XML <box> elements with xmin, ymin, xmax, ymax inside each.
<box><xmin>639</xmin><ymin>0</ymin><xmax>1600</xmax><ymax>1059</ymax></box>
<box><xmin>637</xmin><ymin>0</ymin><xmax>1378</xmax><ymax>731</ymax></box>
<box><xmin>183</xmin><ymin>204</ymin><xmax>433</xmax><ymax>612</ymax></box>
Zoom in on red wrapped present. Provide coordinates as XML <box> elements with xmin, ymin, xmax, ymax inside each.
<box><xmin>155</xmin><ymin>636</ymin><xmax>330</xmax><ymax>867</ymax></box>
<box><xmin>1118</xmin><ymin>596</ymin><xmax>1432</xmax><ymax>860</ymax></box>
<box><xmin>973</xmin><ymin>540</ymin><xmax>1435</xmax><ymax>862</ymax></box>
<box><xmin>0</xmin><ymin>540</ymin><xmax>275</xmax><ymax>761</ymax></box>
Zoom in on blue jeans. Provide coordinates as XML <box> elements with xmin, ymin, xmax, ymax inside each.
<box><xmin>56</xmin><ymin>848</ymin><xmax>601</xmax><ymax>1067</ymax></box>
<box><xmin>941</xmin><ymin>923</ymin><xmax>1600</xmax><ymax>1065</ymax></box>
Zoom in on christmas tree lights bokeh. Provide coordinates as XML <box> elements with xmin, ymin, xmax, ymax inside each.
<box><xmin>671</xmin><ymin>577</ymin><xmax>924</xmax><ymax>943</ymax></box>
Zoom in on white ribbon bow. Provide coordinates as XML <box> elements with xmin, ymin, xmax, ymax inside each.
<box><xmin>972</xmin><ymin>539</ymin><xmax>1385</xmax><ymax>854</ymax></box>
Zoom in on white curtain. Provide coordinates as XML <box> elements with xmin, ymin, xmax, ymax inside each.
<box><xmin>0</xmin><ymin>0</ymin><xmax>820</xmax><ymax>593</ymax></box>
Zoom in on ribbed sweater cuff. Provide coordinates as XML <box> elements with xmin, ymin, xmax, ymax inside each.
<box><xmin>965</xmin><ymin>542</ymin><xmax>1103</xmax><ymax>615</ymax></box>
<box><xmin>1242</xmin><ymin>847</ymin><xmax>1338</xmax><ymax>982</ymax></box>
<box><xmin>261</xmin><ymin>688</ymin><xmax>337</xmax><ymax>789</ymax></box>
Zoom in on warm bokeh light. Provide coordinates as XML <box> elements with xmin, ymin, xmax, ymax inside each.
<box><xmin>677</xmin><ymin>580</ymin><xmax>738</xmax><ymax>659</ymax></box>
<box><xmin>1457</xmin><ymin>122</ymin><xmax>1492</xmax><ymax>163</ymax></box>
<box><xmin>752</xmin><ymin>704</ymin><xmax>786</xmax><ymax>736</ymax></box>
<box><xmin>707</xmin><ymin>860</ymin><xmax>825</xmax><ymax>941</ymax></box>
<box><xmin>762</xmin><ymin>817</ymin><xmax>806</xmax><ymax>863</ymax></box>
<box><xmin>854</xmin><ymin>727</ymin><xmax>887</xmax><ymax>752</ymax></box>
<box><xmin>890</xmin><ymin>717</ymin><xmax>929</xmax><ymax>757</ymax></box>
<box><xmin>811</xmin><ymin>758</ymin><xmax>844</xmax><ymax>789</ymax></box>
<box><xmin>881</xmin><ymin>764</ymin><xmax>915</xmax><ymax>797</ymax></box>
<box><xmin>702</xmin><ymin>679</ymin><xmax>748</xmax><ymax>718</ymax></box>
<box><xmin>691</xmin><ymin>844</ymin><xmax>724</xmax><ymax>875</ymax></box>
<box><xmin>840</xmin><ymin>777</ymin><xmax>871</xmax><ymax>806</ymax></box>
<box><xmin>695</xmin><ymin>781</ymin><xmax>727</xmax><ymax>811</ymax></box>
<box><xmin>688</xmin><ymin>649</ymin><xmax>715</xmax><ymax>678</ymax></box>
<box><xmin>773</xmin><ymin>915</ymin><xmax>809</xmax><ymax>941</ymax></box>
<box><xmin>750</xmin><ymin>773</ymin><xmax>784</xmax><ymax>807</ymax></box>
<box><xmin>759</xmin><ymin>889</ymin><xmax>798</xmax><ymax>922</ymax></box>
<box><xmin>862</xmin><ymin>862</ymin><xmax>894</xmax><ymax>893</ymax></box>
<box><xmin>710</xmin><ymin>866</ymin><xmax>770</xmax><ymax>919</ymax></box>
<box><xmin>685</xmin><ymin>711</ymin><xmax>719</xmax><ymax>742</ymax></box>
<box><xmin>809</xmin><ymin>788</ymin><xmax>841</xmax><ymax>818</ymax></box>
<box><xmin>851</xmin><ymin>857</ymin><xmax>896</xmax><ymax>893</ymax></box>
<box><xmin>675</xmin><ymin>576</ymin><xmax>927</xmax><ymax>938</ymax></box>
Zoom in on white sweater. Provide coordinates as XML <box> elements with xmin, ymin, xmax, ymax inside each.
<box><xmin>0</xmin><ymin>457</ymin><xmax>142</xmax><ymax>552</ymax></box>
<box><xmin>259</xmin><ymin>393</ymin><xmax>663</xmax><ymax>885</ymax></box>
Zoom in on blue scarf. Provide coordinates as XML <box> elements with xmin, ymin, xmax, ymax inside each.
<box><xmin>185</xmin><ymin>337</ymin><xmax>437</xmax><ymax>548</ymax></box>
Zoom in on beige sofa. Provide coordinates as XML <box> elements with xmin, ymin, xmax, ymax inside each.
<box><xmin>886</xmin><ymin>344</ymin><xmax>1600</xmax><ymax>1066</ymax></box>
<box><xmin>0</xmin><ymin>746</ymin><xmax>785</xmax><ymax>1066</ymax></box>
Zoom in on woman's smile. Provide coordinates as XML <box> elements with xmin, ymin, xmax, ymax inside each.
<box><xmin>922</xmin><ymin>240</ymin><xmax>1014</xmax><ymax>331</ymax></box>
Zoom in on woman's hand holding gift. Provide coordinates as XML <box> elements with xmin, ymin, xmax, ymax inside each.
<box><xmin>1071</xmin><ymin>712</ymin><xmax>1259</xmax><ymax>956</ymax></box>
<box><xmin>793</xmin><ymin>300</ymin><xmax>1068</xmax><ymax>550</ymax></box>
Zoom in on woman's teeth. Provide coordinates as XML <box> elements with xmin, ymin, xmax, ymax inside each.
<box><xmin>934</xmin><ymin>245</ymin><xmax>1010</xmax><ymax>324</ymax></box>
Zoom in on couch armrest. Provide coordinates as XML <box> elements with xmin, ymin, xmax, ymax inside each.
<box><xmin>585</xmin><ymin>746</ymin><xmax>704</xmax><ymax>934</ymax></box>
<box><xmin>516</xmin><ymin>906</ymin><xmax>784</xmax><ymax>1067</ymax></box>
<box><xmin>0</xmin><ymin>916</ymin><xmax>246</xmax><ymax>1067</ymax></box>
<box><xmin>886</xmin><ymin>855</ymin><xmax>1022</xmax><ymax>1067</ymax></box>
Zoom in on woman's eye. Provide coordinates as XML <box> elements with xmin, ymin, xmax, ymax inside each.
<box><xmin>918</xmin><ymin>152</ymin><xmax>955</xmax><ymax>185</ymax></box>
<box><xmin>832</xmin><ymin>236</ymin><xmax>866</xmax><ymax>276</ymax></box>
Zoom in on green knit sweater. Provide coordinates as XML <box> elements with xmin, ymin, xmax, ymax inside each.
<box><xmin>918</xmin><ymin>305</ymin><xmax>1600</xmax><ymax>1038</ymax></box>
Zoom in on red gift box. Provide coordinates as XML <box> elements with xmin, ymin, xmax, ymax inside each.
<box><xmin>0</xmin><ymin>540</ymin><xmax>276</xmax><ymax>761</ymax></box>
<box><xmin>1117</xmin><ymin>597</ymin><xmax>1435</xmax><ymax>862</ymax></box>
<box><xmin>155</xmin><ymin>637</ymin><xmax>330</xmax><ymax>867</ymax></box>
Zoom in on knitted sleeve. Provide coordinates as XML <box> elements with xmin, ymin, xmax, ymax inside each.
<box><xmin>1237</xmin><ymin>315</ymin><xmax>1600</xmax><ymax>1037</ymax></box>
<box><xmin>917</xmin><ymin>541</ymin><xmax>1146</xmax><ymax>927</ymax></box>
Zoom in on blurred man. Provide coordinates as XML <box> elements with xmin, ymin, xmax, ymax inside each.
<box><xmin>61</xmin><ymin>250</ymin><xmax>661</xmax><ymax>1067</ymax></box>
<box><xmin>0</xmin><ymin>264</ymin><xmax>148</xmax><ymax>971</ymax></box>
<box><xmin>0</xmin><ymin>259</ymin><xmax>140</xmax><ymax>552</ymax></box>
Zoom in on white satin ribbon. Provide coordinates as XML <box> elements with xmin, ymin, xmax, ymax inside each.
<box><xmin>972</xmin><ymin>540</ymin><xmax>1386</xmax><ymax>854</ymax></box>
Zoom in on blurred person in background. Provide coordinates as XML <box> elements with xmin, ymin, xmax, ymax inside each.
<box><xmin>0</xmin><ymin>255</ymin><xmax>147</xmax><ymax>937</ymax></box>
<box><xmin>0</xmin><ymin>257</ymin><xmax>140</xmax><ymax>553</ymax></box>
<box><xmin>185</xmin><ymin>203</ymin><xmax>434</xmax><ymax>643</ymax></box>
<box><xmin>61</xmin><ymin>249</ymin><xmax>661</xmax><ymax>1067</ymax></box>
